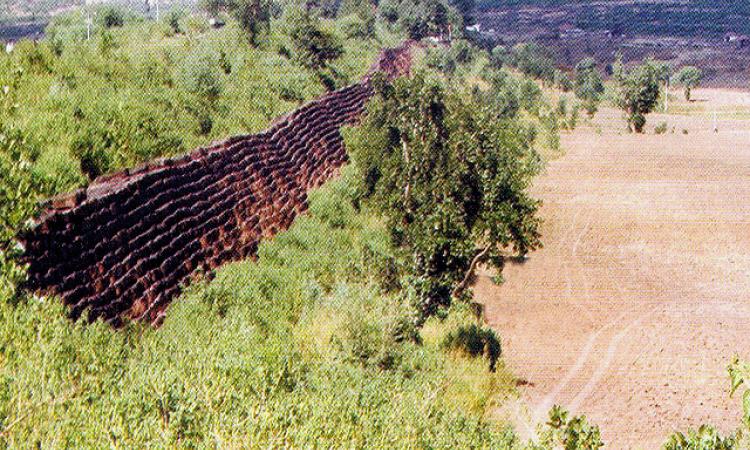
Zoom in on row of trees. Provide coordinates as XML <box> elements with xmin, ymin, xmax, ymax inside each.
<box><xmin>484</xmin><ymin>39</ymin><xmax>703</xmax><ymax>131</ymax></box>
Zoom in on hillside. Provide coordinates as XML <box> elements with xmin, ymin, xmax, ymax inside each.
<box><xmin>0</xmin><ymin>2</ymin><xmax>562</xmax><ymax>447</ymax></box>
<box><xmin>473</xmin><ymin>0</ymin><xmax>750</xmax><ymax>87</ymax></box>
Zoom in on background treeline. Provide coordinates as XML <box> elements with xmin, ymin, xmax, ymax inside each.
<box><xmin>472</xmin><ymin>0</ymin><xmax>750</xmax><ymax>36</ymax></box>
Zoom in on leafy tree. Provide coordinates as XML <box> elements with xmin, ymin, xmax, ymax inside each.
<box><xmin>574</xmin><ymin>57</ymin><xmax>604</xmax><ymax>117</ymax></box>
<box><xmin>441</xmin><ymin>323</ymin><xmax>501</xmax><ymax>371</ymax></box>
<box><xmin>448</xmin><ymin>0</ymin><xmax>474</xmax><ymax>25</ymax></box>
<box><xmin>340</xmin><ymin>0</ymin><xmax>376</xmax><ymax>40</ymax></box>
<box><xmin>166</xmin><ymin>8</ymin><xmax>185</xmax><ymax>34</ymax></box>
<box><xmin>386</xmin><ymin>0</ymin><xmax>454</xmax><ymax>40</ymax></box>
<box><xmin>98</xmin><ymin>5</ymin><xmax>126</xmax><ymax>28</ymax></box>
<box><xmin>346</xmin><ymin>74</ymin><xmax>542</xmax><ymax>320</ymax></box>
<box><xmin>614</xmin><ymin>60</ymin><xmax>662</xmax><ymax>133</ymax></box>
<box><xmin>179</xmin><ymin>51</ymin><xmax>223</xmax><ymax>103</ymax></box>
<box><xmin>287</xmin><ymin>10</ymin><xmax>343</xmax><ymax>72</ymax></box>
<box><xmin>674</xmin><ymin>66</ymin><xmax>703</xmax><ymax>101</ymax></box>
<box><xmin>489</xmin><ymin>45</ymin><xmax>508</xmax><ymax>69</ymax></box>
<box><xmin>553</xmin><ymin>69</ymin><xmax>572</xmax><ymax>92</ymax></box>
<box><xmin>509</xmin><ymin>43</ymin><xmax>555</xmax><ymax>83</ymax></box>
<box><xmin>425</xmin><ymin>46</ymin><xmax>457</xmax><ymax>76</ymax></box>
<box><xmin>451</xmin><ymin>39</ymin><xmax>474</xmax><ymax>64</ymax></box>
<box><xmin>201</xmin><ymin>0</ymin><xmax>271</xmax><ymax>46</ymax></box>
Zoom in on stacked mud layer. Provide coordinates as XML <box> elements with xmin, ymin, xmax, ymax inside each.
<box><xmin>19</xmin><ymin>42</ymin><xmax>413</xmax><ymax>326</ymax></box>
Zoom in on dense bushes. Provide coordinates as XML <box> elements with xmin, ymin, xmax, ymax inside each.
<box><xmin>508</xmin><ymin>43</ymin><xmax>556</xmax><ymax>83</ymax></box>
<box><xmin>0</xmin><ymin>6</ymin><xmax>393</xmax><ymax>188</ymax></box>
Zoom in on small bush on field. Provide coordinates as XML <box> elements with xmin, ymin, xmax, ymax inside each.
<box><xmin>655</xmin><ymin>122</ymin><xmax>668</xmax><ymax>134</ymax></box>
<box><xmin>441</xmin><ymin>323</ymin><xmax>501</xmax><ymax>371</ymax></box>
<box><xmin>166</xmin><ymin>8</ymin><xmax>186</xmax><ymax>35</ymax></box>
<box><xmin>537</xmin><ymin>405</ymin><xmax>604</xmax><ymax>449</ymax></box>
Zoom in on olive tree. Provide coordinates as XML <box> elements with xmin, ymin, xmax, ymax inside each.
<box><xmin>615</xmin><ymin>60</ymin><xmax>662</xmax><ymax>133</ymax></box>
<box><xmin>673</xmin><ymin>66</ymin><xmax>703</xmax><ymax>101</ymax></box>
<box><xmin>574</xmin><ymin>58</ymin><xmax>604</xmax><ymax>117</ymax></box>
<box><xmin>346</xmin><ymin>74</ymin><xmax>542</xmax><ymax>320</ymax></box>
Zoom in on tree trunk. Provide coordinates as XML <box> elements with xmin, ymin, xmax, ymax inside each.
<box><xmin>452</xmin><ymin>246</ymin><xmax>491</xmax><ymax>298</ymax></box>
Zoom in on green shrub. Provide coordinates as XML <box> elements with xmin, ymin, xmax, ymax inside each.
<box><xmin>166</xmin><ymin>8</ymin><xmax>185</xmax><ymax>35</ymax></box>
<box><xmin>287</xmin><ymin>9</ymin><xmax>344</xmax><ymax>71</ymax></box>
<box><xmin>98</xmin><ymin>6</ymin><xmax>126</xmax><ymax>29</ymax></box>
<box><xmin>538</xmin><ymin>405</ymin><xmax>604</xmax><ymax>449</ymax></box>
<box><xmin>179</xmin><ymin>50</ymin><xmax>223</xmax><ymax>103</ymax></box>
<box><xmin>441</xmin><ymin>323</ymin><xmax>501</xmax><ymax>371</ymax></box>
<box><xmin>663</xmin><ymin>425</ymin><xmax>735</xmax><ymax>450</ymax></box>
<box><xmin>655</xmin><ymin>122</ymin><xmax>668</xmax><ymax>134</ymax></box>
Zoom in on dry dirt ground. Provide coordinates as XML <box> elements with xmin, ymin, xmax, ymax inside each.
<box><xmin>478</xmin><ymin>89</ymin><xmax>750</xmax><ymax>448</ymax></box>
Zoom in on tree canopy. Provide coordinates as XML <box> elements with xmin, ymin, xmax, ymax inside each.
<box><xmin>614</xmin><ymin>59</ymin><xmax>662</xmax><ymax>133</ymax></box>
<box><xmin>574</xmin><ymin>57</ymin><xmax>604</xmax><ymax>116</ymax></box>
<box><xmin>346</xmin><ymin>73</ymin><xmax>542</xmax><ymax>319</ymax></box>
<box><xmin>673</xmin><ymin>66</ymin><xmax>703</xmax><ymax>101</ymax></box>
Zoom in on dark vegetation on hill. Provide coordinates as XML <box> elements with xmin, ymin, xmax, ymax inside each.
<box><xmin>475</xmin><ymin>0</ymin><xmax>750</xmax><ymax>36</ymax></box>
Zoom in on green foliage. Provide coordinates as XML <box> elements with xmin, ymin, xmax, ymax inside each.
<box><xmin>98</xmin><ymin>5</ymin><xmax>126</xmax><ymax>29</ymax></box>
<box><xmin>201</xmin><ymin>0</ymin><xmax>272</xmax><ymax>45</ymax></box>
<box><xmin>441</xmin><ymin>323</ymin><xmax>501</xmax><ymax>371</ymax></box>
<box><xmin>0</xmin><ymin>127</ymin><xmax>39</xmax><ymax>301</ymax></box>
<box><xmin>663</xmin><ymin>426</ymin><xmax>735</xmax><ymax>450</ymax></box>
<box><xmin>379</xmin><ymin>0</ymin><xmax>457</xmax><ymax>40</ymax></box>
<box><xmin>448</xmin><ymin>0</ymin><xmax>475</xmax><ymax>25</ymax></box>
<box><xmin>613</xmin><ymin>59</ymin><xmax>662</xmax><ymax>133</ymax></box>
<box><xmin>425</xmin><ymin>40</ymin><xmax>475</xmax><ymax>76</ymax></box>
<box><xmin>574</xmin><ymin>57</ymin><xmax>604</xmax><ymax>117</ymax></box>
<box><xmin>537</xmin><ymin>405</ymin><xmax>604</xmax><ymax>450</ymax></box>
<box><xmin>425</xmin><ymin>46</ymin><xmax>457</xmax><ymax>76</ymax></box>
<box><xmin>166</xmin><ymin>8</ymin><xmax>186</xmax><ymax>35</ymax></box>
<box><xmin>287</xmin><ymin>9</ymin><xmax>344</xmax><ymax>72</ymax></box>
<box><xmin>655</xmin><ymin>121</ymin><xmax>668</xmax><ymax>135</ymax></box>
<box><xmin>341</xmin><ymin>8</ymin><xmax>376</xmax><ymax>39</ymax></box>
<box><xmin>489</xmin><ymin>45</ymin><xmax>508</xmax><ymax>69</ymax></box>
<box><xmin>553</xmin><ymin>69</ymin><xmax>572</xmax><ymax>92</ymax></box>
<box><xmin>345</xmin><ymin>73</ymin><xmax>542</xmax><ymax>320</ymax></box>
<box><xmin>729</xmin><ymin>356</ymin><xmax>750</xmax><ymax>428</ymax></box>
<box><xmin>508</xmin><ymin>43</ymin><xmax>555</xmax><ymax>83</ymax></box>
<box><xmin>179</xmin><ymin>49</ymin><xmax>224</xmax><ymax>103</ymax></box>
<box><xmin>673</xmin><ymin>66</ymin><xmax>703</xmax><ymax>101</ymax></box>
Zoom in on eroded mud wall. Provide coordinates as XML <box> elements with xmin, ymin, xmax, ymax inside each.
<box><xmin>19</xmin><ymin>43</ymin><xmax>412</xmax><ymax>326</ymax></box>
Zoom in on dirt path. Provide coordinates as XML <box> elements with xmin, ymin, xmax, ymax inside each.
<box><xmin>479</xmin><ymin>89</ymin><xmax>750</xmax><ymax>448</ymax></box>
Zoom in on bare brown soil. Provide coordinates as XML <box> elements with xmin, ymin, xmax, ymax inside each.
<box><xmin>478</xmin><ymin>89</ymin><xmax>750</xmax><ymax>448</ymax></box>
